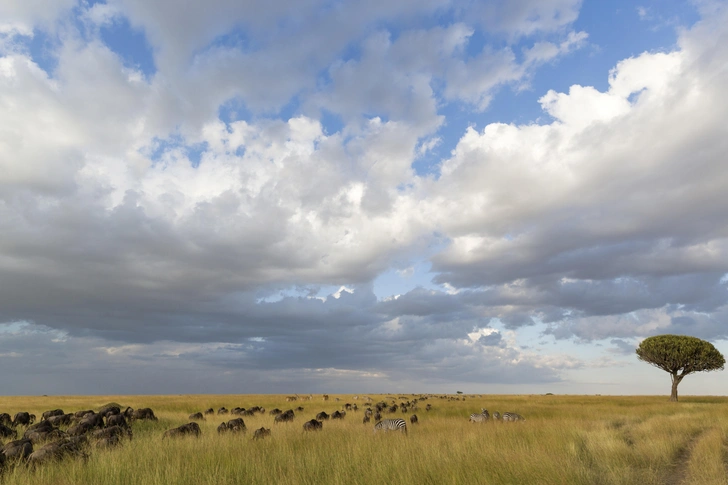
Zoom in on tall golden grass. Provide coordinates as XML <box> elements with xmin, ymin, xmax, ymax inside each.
<box><xmin>1</xmin><ymin>394</ymin><xmax>727</xmax><ymax>485</ymax></box>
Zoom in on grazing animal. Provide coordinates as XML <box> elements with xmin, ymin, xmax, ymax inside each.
<box><xmin>79</xmin><ymin>413</ymin><xmax>105</xmax><ymax>429</ymax></box>
<box><xmin>217</xmin><ymin>418</ymin><xmax>246</xmax><ymax>434</ymax></box>
<box><xmin>204</xmin><ymin>408</ymin><xmax>214</xmax><ymax>415</ymax></box>
<box><xmin>253</xmin><ymin>427</ymin><xmax>271</xmax><ymax>440</ymax></box>
<box><xmin>425</xmin><ymin>404</ymin><xmax>432</xmax><ymax>411</ymax></box>
<box><xmin>189</xmin><ymin>412</ymin><xmax>204</xmax><ymax>421</ymax></box>
<box><xmin>363</xmin><ymin>415</ymin><xmax>371</xmax><ymax>424</ymax></box>
<box><xmin>0</xmin><ymin>413</ymin><xmax>12</xmax><ymax>427</ymax></box>
<box><xmin>11</xmin><ymin>412</ymin><xmax>35</xmax><ymax>428</ymax></box>
<box><xmin>331</xmin><ymin>410</ymin><xmax>346</xmax><ymax>420</ymax></box>
<box><xmin>67</xmin><ymin>422</ymin><xmax>94</xmax><ymax>437</ymax></box>
<box><xmin>0</xmin><ymin>424</ymin><xmax>17</xmax><ymax>439</ymax></box>
<box><xmin>274</xmin><ymin>410</ymin><xmax>295</xmax><ymax>423</ymax></box>
<box><xmin>41</xmin><ymin>409</ymin><xmax>64</xmax><ymax>421</ymax></box>
<box><xmin>502</xmin><ymin>412</ymin><xmax>525</xmax><ymax>422</ymax></box>
<box><xmin>492</xmin><ymin>412</ymin><xmax>501</xmax><ymax>420</ymax></box>
<box><xmin>410</xmin><ymin>414</ymin><xmax>419</xmax><ymax>425</ymax></box>
<box><xmin>302</xmin><ymin>419</ymin><xmax>323</xmax><ymax>431</ymax></box>
<box><xmin>373</xmin><ymin>419</ymin><xmax>407</xmax><ymax>434</ymax></box>
<box><xmin>98</xmin><ymin>405</ymin><xmax>120</xmax><ymax>418</ymax></box>
<box><xmin>373</xmin><ymin>412</ymin><xmax>382</xmax><ymax>421</ymax></box>
<box><xmin>2</xmin><ymin>438</ymin><xmax>33</xmax><ymax>461</ymax></box>
<box><xmin>469</xmin><ymin>409</ymin><xmax>490</xmax><ymax>423</ymax></box>
<box><xmin>269</xmin><ymin>408</ymin><xmax>282</xmax><ymax>416</ymax></box>
<box><xmin>132</xmin><ymin>408</ymin><xmax>158</xmax><ymax>421</ymax></box>
<box><xmin>316</xmin><ymin>412</ymin><xmax>330</xmax><ymax>421</ymax></box>
<box><xmin>90</xmin><ymin>426</ymin><xmax>132</xmax><ymax>448</ymax></box>
<box><xmin>106</xmin><ymin>414</ymin><xmax>128</xmax><ymax>428</ymax></box>
<box><xmin>74</xmin><ymin>410</ymin><xmax>94</xmax><ymax>419</ymax></box>
<box><xmin>323</xmin><ymin>395</ymin><xmax>329</xmax><ymax>401</ymax></box>
<box><xmin>28</xmin><ymin>436</ymin><xmax>86</xmax><ymax>464</ymax></box>
<box><xmin>162</xmin><ymin>423</ymin><xmax>201</xmax><ymax>439</ymax></box>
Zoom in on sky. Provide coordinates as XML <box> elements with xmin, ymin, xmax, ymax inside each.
<box><xmin>1</xmin><ymin>0</ymin><xmax>727</xmax><ymax>396</ymax></box>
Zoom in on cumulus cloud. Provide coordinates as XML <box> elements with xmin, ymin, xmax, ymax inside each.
<box><xmin>1</xmin><ymin>0</ymin><xmax>725</xmax><ymax>393</ymax></box>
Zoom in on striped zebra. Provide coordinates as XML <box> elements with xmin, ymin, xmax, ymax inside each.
<box><xmin>373</xmin><ymin>418</ymin><xmax>407</xmax><ymax>434</ymax></box>
<box><xmin>492</xmin><ymin>411</ymin><xmax>501</xmax><ymax>420</ymax></box>
<box><xmin>502</xmin><ymin>412</ymin><xmax>524</xmax><ymax>422</ymax></box>
<box><xmin>469</xmin><ymin>408</ymin><xmax>490</xmax><ymax>423</ymax></box>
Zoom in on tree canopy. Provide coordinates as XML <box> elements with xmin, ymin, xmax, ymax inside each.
<box><xmin>636</xmin><ymin>334</ymin><xmax>725</xmax><ymax>401</ymax></box>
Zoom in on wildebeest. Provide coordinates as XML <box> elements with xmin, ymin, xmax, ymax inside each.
<box><xmin>41</xmin><ymin>409</ymin><xmax>64</xmax><ymax>422</ymax></box>
<box><xmin>11</xmin><ymin>412</ymin><xmax>35</xmax><ymax>428</ymax></box>
<box><xmin>79</xmin><ymin>413</ymin><xmax>105</xmax><ymax>429</ymax></box>
<box><xmin>217</xmin><ymin>407</ymin><xmax>229</xmax><ymax>415</ymax></box>
<box><xmin>106</xmin><ymin>414</ymin><xmax>128</xmax><ymax>428</ymax></box>
<box><xmin>217</xmin><ymin>418</ymin><xmax>246</xmax><ymax>434</ymax></box>
<box><xmin>0</xmin><ymin>424</ymin><xmax>16</xmax><ymax>439</ymax></box>
<box><xmin>302</xmin><ymin>419</ymin><xmax>322</xmax><ymax>431</ymax></box>
<box><xmin>90</xmin><ymin>425</ymin><xmax>132</xmax><ymax>447</ymax></box>
<box><xmin>316</xmin><ymin>411</ymin><xmax>330</xmax><ymax>421</ymax></box>
<box><xmin>131</xmin><ymin>408</ymin><xmax>158</xmax><ymax>421</ymax></box>
<box><xmin>74</xmin><ymin>410</ymin><xmax>94</xmax><ymax>419</ymax></box>
<box><xmin>204</xmin><ymin>408</ymin><xmax>214</xmax><ymax>415</ymax></box>
<box><xmin>162</xmin><ymin>423</ymin><xmax>201</xmax><ymax>439</ymax></box>
<box><xmin>48</xmin><ymin>414</ymin><xmax>73</xmax><ymax>427</ymax></box>
<box><xmin>274</xmin><ymin>410</ymin><xmax>295</xmax><ymax>423</ymax></box>
<box><xmin>362</xmin><ymin>415</ymin><xmax>371</xmax><ymax>424</ymax></box>
<box><xmin>231</xmin><ymin>407</ymin><xmax>244</xmax><ymax>415</ymax></box>
<box><xmin>189</xmin><ymin>412</ymin><xmax>204</xmax><ymax>421</ymax></box>
<box><xmin>1</xmin><ymin>438</ymin><xmax>33</xmax><ymax>461</ymax></box>
<box><xmin>67</xmin><ymin>422</ymin><xmax>94</xmax><ymax>437</ymax></box>
<box><xmin>98</xmin><ymin>405</ymin><xmax>120</xmax><ymax>418</ymax></box>
<box><xmin>253</xmin><ymin>427</ymin><xmax>271</xmax><ymax>440</ymax></box>
<box><xmin>0</xmin><ymin>413</ymin><xmax>11</xmax><ymax>427</ymax></box>
<box><xmin>331</xmin><ymin>410</ymin><xmax>346</xmax><ymax>420</ymax></box>
<box><xmin>269</xmin><ymin>408</ymin><xmax>282</xmax><ymax>416</ymax></box>
<box><xmin>28</xmin><ymin>436</ymin><xmax>86</xmax><ymax>465</ymax></box>
<box><xmin>410</xmin><ymin>414</ymin><xmax>419</xmax><ymax>424</ymax></box>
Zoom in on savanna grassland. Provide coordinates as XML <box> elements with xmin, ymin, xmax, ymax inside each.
<box><xmin>1</xmin><ymin>394</ymin><xmax>728</xmax><ymax>485</ymax></box>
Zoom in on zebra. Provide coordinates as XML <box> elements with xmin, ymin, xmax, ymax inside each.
<box><xmin>492</xmin><ymin>411</ymin><xmax>501</xmax><ymax>420</ymax></box>
<box><xmin>469</xmin><ymin>408</ymin><xmax>490</xmax><ymax>423</ymax></box>
<box><xmin>502</xmin><ymin>412</ymin><xmax>525</xmax><ymax>422</ymax></box>
<box><xmin>373</xmin><ymin>418</ymin><xmax>407</xmax><ymax>434</ymax></box>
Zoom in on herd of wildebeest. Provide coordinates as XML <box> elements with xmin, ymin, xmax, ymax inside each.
<box><xmin>0</xmin><ymin>394</ymin><xmax>525</xmax><ymax>473</ymax></box>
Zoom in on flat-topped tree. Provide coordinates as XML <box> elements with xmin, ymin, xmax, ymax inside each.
<box><xmin>636</xmin><ymin>335</ymin><xmax>725</xmax><ymax>401</ymax></box>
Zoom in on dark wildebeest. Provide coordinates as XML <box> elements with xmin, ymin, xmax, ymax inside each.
<box><xmin>2</xmin><ymin>438</ymin><xmax>33</xmax><ymax>461</ymax></box>
<box><xmin>79</xmin><ymin>413</ymin><xmax>104</xmax><ymax>430</ymax></box>
<box><xmin>106</xmin><ymin>414</ymin><xmax>128</xmax><ymax>428</ymax></box>
<box><xmin>0</xmin><ymin>413</ymin><xmax>12</xmax><ymax>427</ymax></box>
<box><xmin>253</xmin><ymin>427</ymin><xmax>271</xmax><ymax>440</ymax></box>
<box><xmin>217</xmin><ymin>418</ymin><xmax>246</xmax><ymax>434</ymax></box>
<box><xmin>28</xmin><ymin>436</ymin><xmax>86</xmax><ymax>465</ymax></box>
<box><xmin>204</xmin><ymin>408</ymin><xmax>214</xmax><ymax>415</ymax></box>
<box><xmin>90</xmin><ymin>425</ymin><xmax>132</xmax><ymax>448</ymax></box>
<box><xmin>189</xmin><ymin>412</ymin><xmax>204</xmax><ymax>421</ymax></box>
<box><xmin>362</xmin><ymin>415</ymin><xmax>371</xmax><ymax>424</ymax></box>
<box><xmin>296</xmin><ymin>406</ymin><xmax>304</xmax><ymax>412</ymax></box>
<box><xmin>316</xmin><ymin>411</ymin><xmax>330</xmax><ymax>421</ymax></box>
<box><xmin>67</xmin><ymin>422</ymin><xmax>94</xmax><ymax>437</ymax></box>
<box><xmin>132</xmin><ymin>408</ymin><xmax>158</xmax><ymax>421</ymax></box>
<box><xmin>410</xmin><ymin>414</ymin><xmax>419</xmax><ymax>425</ymax></box>
<box><xmin>98</xmin><ymin>405</ymin><xmax>120</xmax><ymax>418</ymax></box>
<box><xmin>269</xmin><ymin>408</ymin><xmax>282</xmax><ymax>416</ymax></box>
<box><xmin>162</xmin><ymin>423</ymin><xmax>201</xmax><ymax>439</ymax></box>
<box><xmin>217</xmin><ymin>407</ymin><xmax>229</xmax><ymax>415</ymax></box>
<box><xmin>74</xmin><ymin>410</ymin><xmax>94</xmax><ymax>419</ymax></box>
<box><xmin>48</xmin><ymin>414</ymin><xmax>73</xmax><ymax>427</ymax></box>
<box><xmin>0</xmin><ymin>424</ymin><xmax>17</xmax><ymax>439</ymax></box>
<box><xmin>302</xmin><ymin>419</ymin><xmax>322</xmax><ymax>431</ymax></box>
<box><xmin>331</xmin><ymin>410</ymin><xmax>346</xmax><ymax>420</ymax></box>
<box><xmin>231</xmin><ymin>407</ymin><xmax>244</xmax><ymax>415</ymax></box>
<box><xmin>122</xmin><ymin>407</ymin><xmax>134</xmax><ymax>419</ymax></box>
<box><xmin>12</xmin><ymin>412</ymin><xmax>35</xmax><ymax>428</ymax></box>
<box><xmin>41</xmin><ymin>409</ymin><xmax>64</xmax><ymax>422</ymax></box>
<box><xmin>274</xmin><ymin>410</ymin><xmax>295</xmax><ymax>423</ymax></box>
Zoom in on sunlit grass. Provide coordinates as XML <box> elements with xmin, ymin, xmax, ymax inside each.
<box><xmin>1</xmin><ymin>395</ymin><xmax>727</xmax><ymax>484</ymax></box>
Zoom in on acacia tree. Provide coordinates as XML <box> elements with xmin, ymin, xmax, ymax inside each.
<box><xmin>636</xmin><ymin>335</ymin><xmax>725</xmax><ymax>401</ymax></box>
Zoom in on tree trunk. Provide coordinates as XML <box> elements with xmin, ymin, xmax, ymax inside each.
<box><xmin>670</xmin><ymin>374</ymin><xmax>683</xmax><ymax>402</ymax></box>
